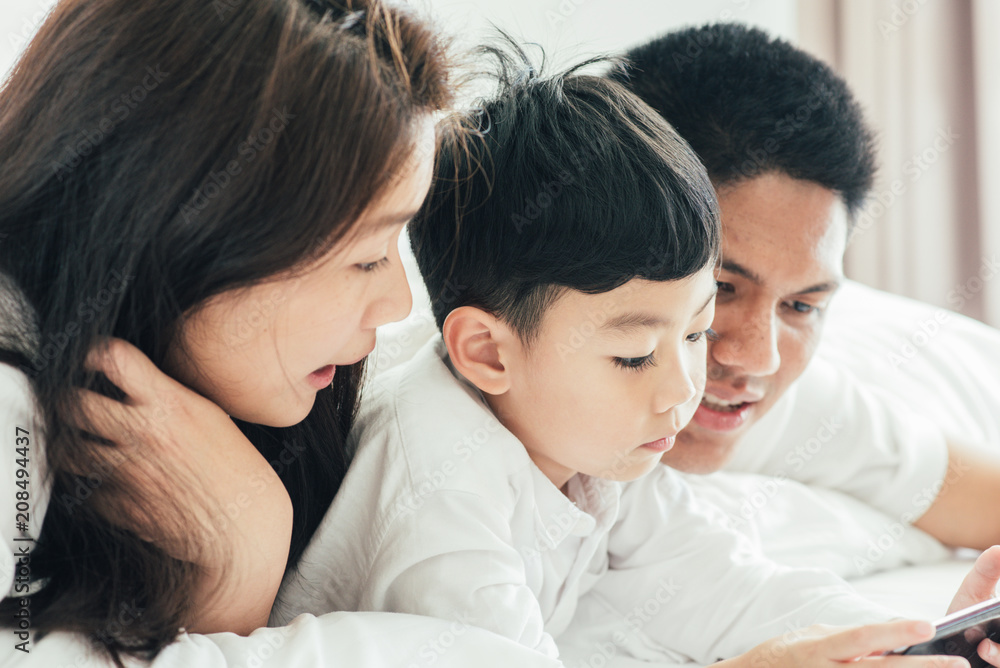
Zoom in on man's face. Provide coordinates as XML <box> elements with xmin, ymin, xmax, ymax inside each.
<box><xmin>663</xmin><ymin>171</ymin><xmax>849</xmax><ymax>473</ymax></box>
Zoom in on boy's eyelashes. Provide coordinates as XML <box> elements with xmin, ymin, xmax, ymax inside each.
<box><xmin>612</xmin><ymin>354</ymin><xmax>656</xmax><ymax>372</ymax></box>
<box><xmin>611</xmin><ymin>328</ymin><xmax>716</xmax><ymax>372</ymax></box>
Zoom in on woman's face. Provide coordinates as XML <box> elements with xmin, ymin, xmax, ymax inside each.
<box><xmin>166</xmin><ymin>122</ymin><xmax>435</xmax><ymax>427</ymax></box>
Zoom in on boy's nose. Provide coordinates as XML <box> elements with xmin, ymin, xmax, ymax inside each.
<box><xmin>654</xmin><ymin>358</ymin><xmax>699</xmax><ymax>414</ymax></box>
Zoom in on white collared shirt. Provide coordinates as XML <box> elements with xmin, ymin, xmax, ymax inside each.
<box><xmin>275</xmin><ymin>336</ymin><xmax>896</xmax><ymax>665</ymax></box>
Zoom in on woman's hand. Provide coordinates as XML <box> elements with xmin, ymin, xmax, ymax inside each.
<box><xmin>70</xmin><ymin>338</ymin><xmax>294</xmax><ymax>635</ymax></box>
<box><xmin>716</xmin><ymin>619</ymin><xmax>967</xmax><ymax>668</ymax></box>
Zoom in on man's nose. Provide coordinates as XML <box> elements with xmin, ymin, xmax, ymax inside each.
<box><xmin>711</xmin><ymin>308</ymin><xmax>781</xmax><ymax>378</ymax></box>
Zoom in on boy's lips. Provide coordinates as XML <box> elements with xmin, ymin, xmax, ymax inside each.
<box><xmin>640</xmin><ymin>436</ymin><xmax>676</xmax><ymax>452</ymax></box>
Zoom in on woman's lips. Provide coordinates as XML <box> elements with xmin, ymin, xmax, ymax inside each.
<box><xmin>307</xmin><ymin>365</ymin><xmax>336</xmax><ymax>389</ymax></box>
<box><xmin>640</xmin><ymin>436</ymin><xmax>676</xmax><ymax>452</ymax></box>
<box><xmin>692</xmin><ymin>399</ymin><xmax>755</xmax><ymax>431</ymax></box>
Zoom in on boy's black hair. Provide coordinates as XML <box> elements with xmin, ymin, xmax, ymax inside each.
<box><xmin>411</xmin><ymin>44</ymin><xmax>721</xmax><ymax>341</ymax></box>
<box><xmin>608</xmin><ymin>22</ymin><xmax>876</xmax><ymax>221</ymax></box>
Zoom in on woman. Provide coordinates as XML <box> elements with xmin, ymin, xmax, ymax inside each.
<box><xmin>0</xmin><ymin>0</ymin><xmax>562</xmax><ymax>665</ymax></box>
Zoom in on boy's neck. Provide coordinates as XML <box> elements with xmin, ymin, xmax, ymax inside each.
<box><xmin>445</xmin><ymin>350</ymin><xmax>579</xmax><ymax>495</ymax></box>
<box><xmin>482</xmin><ymin>392</ymin><xmax>577</xmax><ymax>493</ymax></box>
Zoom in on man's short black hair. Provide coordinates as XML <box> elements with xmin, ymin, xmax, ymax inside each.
<box><xmin>608</xmin><ymin>22</ymin><xmax>876</xmax><ymax>220</ymax></box>
<box><xmin>411</xmin><ymin>44</ymin><xmax>721</xmax><ymax>341</ymax></box>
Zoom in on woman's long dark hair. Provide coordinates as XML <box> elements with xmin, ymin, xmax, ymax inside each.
<box><xmin>0</xmin><ymin>0</ymin><xmax>453</xmax><ymax>662</ymax></box>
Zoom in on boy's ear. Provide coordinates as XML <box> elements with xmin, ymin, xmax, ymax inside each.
<box><xmin>442</xmin><ymin>306</ymin><xmax>514</xmax><ymax>396</ymax></box>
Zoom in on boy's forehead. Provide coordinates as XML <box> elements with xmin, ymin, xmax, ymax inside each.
<box><xmin>538</xmin><ymin>270</ymin><xmax>716</xmax><ymax>337</ymax></box>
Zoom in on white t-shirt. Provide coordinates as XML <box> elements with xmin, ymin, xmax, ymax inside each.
<box><xmin>0</xmin><ymin>363</ymin><xmax>564</xmax><ymax>668</ymax></box>
<box><xmin>722</xmin><ymin>353</ymin><xmax>950</xmax><ymax>523</ymax></box>
<box><xmin>275</xmin><ymin>336</ymin><xmax>896</xmax><ymax>666</ymax></box>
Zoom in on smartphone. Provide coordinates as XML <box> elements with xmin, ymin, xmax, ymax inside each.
<box><xmin>891</xmin><ymin>597</ymin><xmax>1000</xmax><ymax>666</ymax></box>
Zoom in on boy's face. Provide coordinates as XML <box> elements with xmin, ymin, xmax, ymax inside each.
<box><xmin>487</xmin><ymin>266</ymin><xmax>717</xmax><ymax>489</ymax></box>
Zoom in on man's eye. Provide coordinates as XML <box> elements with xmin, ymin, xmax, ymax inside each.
<box><xmin>788</xmin><ymin>301</ymin><xmax>820</xmax><ymax>315</ymax></box>
<box><xmin>716</xmin><ymin>281</ymin><xmax>735</xmax><ymax>293</ymax></box>
<box><xmin>357</xmin><ymin>258</ymin><xmax>389</xmax><ymax>272</ymax></box>
<box><xmin>612</xmin><ymin>354</ymin><xmax>656</xmax><ymax>372</ymax></box>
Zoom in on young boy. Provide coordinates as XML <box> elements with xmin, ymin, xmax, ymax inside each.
<box><xmin>273</xmin><ymin>51</ymin><xmax>956</xmax><ymax>666</ymax></box>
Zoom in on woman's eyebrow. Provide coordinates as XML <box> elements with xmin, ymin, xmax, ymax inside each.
<box><xmin>374</xmin><ymin>208</ymin><xmax>422</xmax><ymax>229</ymax></box>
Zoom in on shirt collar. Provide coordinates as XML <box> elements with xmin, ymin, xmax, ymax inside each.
<box><xmin>434</xmin><ymin>336</ymin><xmax>621</xmax><ymax>549</ymax></box>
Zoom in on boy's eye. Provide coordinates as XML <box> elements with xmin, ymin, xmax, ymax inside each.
<box><xmin>357</xmin><ymin>258</ymin><xmax>389</xmax><ymax>272</ymax></box>
<box><xmin>686</xmin><ymin>328</ymin><xmax>719</xmax><ymax>343</ymax></box>
<box><xmin>612</xmin><ymin>354</ymin><xmax>656</xmax><ymax>372</ymax></box>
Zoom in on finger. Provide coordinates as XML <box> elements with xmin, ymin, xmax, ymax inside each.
<box><xmin>979</xmin><ymin>638</ymin><xmax>1000</xmax><ymax>666</ymax></box>
<box><xmin>85</xmin><ymin>338</ymin><xmax>164</xmax><ymax>404</ymax></box>
<box><xmin>825</xmin><ymin>620</ymin><xmax>935</xmax><ymax>661</ymax></box>
<box><xmin>948</xmin><ymin>546</ymin><xmax>1000</xmax><ymax>614</ymax></box>
<box><xmin>864</xmin><ymin>656</ymin><xmax>968</xmax><ymax>667</ymax></box>
<box><xmin>70</xmin><ymin>388</ymin><xmax>133</xmax><ymax>442</ymax></box>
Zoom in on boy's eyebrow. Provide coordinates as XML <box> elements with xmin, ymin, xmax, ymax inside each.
<box><xmin>600</xmin><ymin>288</ymin><xmax>717</xmax><ymax>334</ymax></box>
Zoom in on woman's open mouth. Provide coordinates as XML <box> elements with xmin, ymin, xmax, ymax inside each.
<box><xmin>307</xmin><ymin>364</ymin><xmax>336</xmax><ymax>389</ymax></box>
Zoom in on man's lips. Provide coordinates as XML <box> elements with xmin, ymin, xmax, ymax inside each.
<box><xmin>692</xmin><ymin>397</ymin><xmax>755</xmax><ymax>432</ymax></box>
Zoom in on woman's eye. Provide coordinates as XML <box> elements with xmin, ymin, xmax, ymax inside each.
<box><xmin>357</xmin><ymin>258</ymin><xmax>389</xmax><ymax>272</ymax></box>
<box><xmin>686</xmin><ymin>328</ymin><xmax>719</xmax><ymax>343</ymax></box>
<box><xmin>612</xmin><ymin>354</ymin><xmax>656</xmax><ymax>372</ymax></box>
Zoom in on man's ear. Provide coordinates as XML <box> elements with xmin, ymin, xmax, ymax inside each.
<box><xmin>442</xmin><ymin>306</ymin><xmax>515</xmax><ymax>396</ymax></box>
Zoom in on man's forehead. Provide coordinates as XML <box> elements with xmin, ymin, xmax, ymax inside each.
<box><xmin>716</xmin><ymin>173</ymin><xmax>848</xmax><ymax>295</ymax></box>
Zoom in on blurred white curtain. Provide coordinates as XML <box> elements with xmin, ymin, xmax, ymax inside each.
<box><xmin>798</xmin><ymin>0</ymin><xmax>1000</xmax><ymax>327</ymax></box>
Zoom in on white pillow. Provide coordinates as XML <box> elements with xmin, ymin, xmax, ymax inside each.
<box><xmin>819</xmin><ymin>280</ymin><xmax>1000</xmax><ymax>448</ymax></box>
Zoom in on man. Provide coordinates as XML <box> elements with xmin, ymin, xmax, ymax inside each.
<box><xmin>608</xmin><ymin>23</ymin><xmax>1000</xmax><ymax>556</ymax></box>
